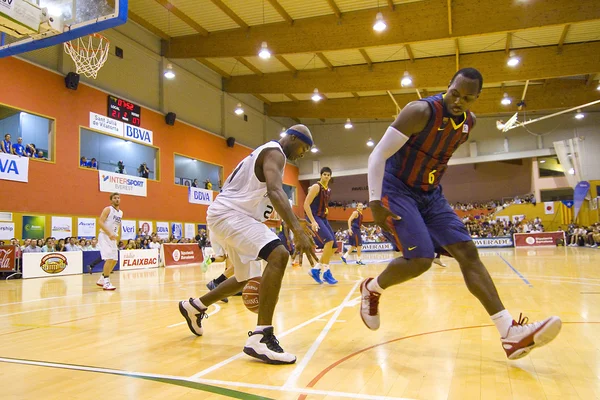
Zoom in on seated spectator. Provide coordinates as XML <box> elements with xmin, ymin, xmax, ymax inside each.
<box><xmin>80</xmin><ymin>156</ymin><xmax>88</xmax><ymax>167</ymax></box>
<box><xmin>149</xmin><ymin>236</ymin><xmax>161</xmax><ymax>250</ymax></box>
<box><xmin>138</xmin><ymin>162</ymin><xmax>150</xmax><ymax>178</ymax></box>
<box><xmin>116</xmin><ymin>160</ymin><xmax>126</xmax><ymax>174</ymax></box>
<box><xmin>89</xmin><ymin>158</ymin><xmax>98</xmax><ymax>169</ymax></box>
<box><xmin>192</xmin><ymin>179</ymin><xmax>199</xmax><ymax>188</ymax></box>
<box><xmin>204</xmin><ymin>179</ymin><xmax>212</xmax><ymax>190</ymax></box>
<box><xmin>55</xmin><ymin>242</ymin><xmax>65</xmax><ymax>252</ymax></box>
<box><xmin>23</xmin><ymin>240</ymin><xmax>41</xmax><ymax>253</ymax></box>
<box><xmin>12</xmin><ymin>137</ymin><xmax>25</xmax><ymax>156</ymax></box>
<box><xmin>41</xmin><ymin>238</ymin><xmax>55</xmax><ymax>252</ymax></box>
<box><xmin>65</xmin><ymin>237</ymin><xmax>80</xmax><ymax>251</ymax></box>
<box><xmin>78</xmin><ymin>238</ymin><xmax>87</xmax><ymax>249</ymax></box>
<box><xmin>35</xmin><ymin>150</ymin><xmax>46</xmax><ymax>160</ymax></box>
<box><xmin>87</xmin><ymin>237</ymin><xmax>100</xmax><ymax>251</ymax></box>
<box><xmin>2</xmin><ymin>133</ymin><xmax>12</xmax><ymax>154</ymax></box>
<box><xmin>141</xmin><ymin>239</ymin><xmax>150</xmax><ymax>249</ymax></box>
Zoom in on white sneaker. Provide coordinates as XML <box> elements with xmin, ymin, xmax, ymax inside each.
<box><xmin>96</xmin><ymin>277</ymin><xmax>105</xmax><ymax>287</ymax></box>
<box><xmin>178</xmin><ymin>298</ymin><xmax>207</xmax><ymax>336</ymax></box>
<box><xmin>243</xmin><ymin>327</ymin><xmax>296</xmax><ymax>364</ymax></box>
<box><xmin>359</xmin><ymin>278</ymin><xmax>381</xmax><ymax>330</ymax></box>
<box><xmin>433</xmin><ymin>258</ymin><xmax>447</xmax><ymax>267</ymax></box>
<box><xmin>103</xmin><ymin>281</ymin><xmax>116</xmax><ymax>291</ymax></box>
<box><xmin>501</xmin><ymin>314</ymin><xmax>562</xmax><ymax>360</ymax></box>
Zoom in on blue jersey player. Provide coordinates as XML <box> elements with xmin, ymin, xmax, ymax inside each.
<box><xmin>360</xmin><ymin>68</ymin><xmax>561</xmax><ymax>360</ymax></box>
<box><xmin>342</xmin><ymin>202</ymin><xmax>366</xmax><ymax>265</ymax></box>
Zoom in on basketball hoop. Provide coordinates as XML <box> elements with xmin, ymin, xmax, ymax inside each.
<box><xmin>64</xmin><ymin>33</ymin><xmax>110</xmax><ymax>79</ymax></box>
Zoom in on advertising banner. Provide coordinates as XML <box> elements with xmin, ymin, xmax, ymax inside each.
<box><xmin>188</xmin><ymin>187</ymin><xmax>213</xmax><ymax>205</ymax></box>
<box><xmin>119</xmin><ymin>248</ymin><xmax>159</xmax><ymax>270</ymax></box>
<box><xmin>121</xmin><ymin>220</ymin><xmax>136</xmax><ymax>240</ymax></box>
<box><xmin>171</xmin><ymin>223</ymin><xmax>182</xmax><ymax>240</ymax></box>
<box><xmin>0</xmin><ymin>152</ymin><xmax>29</xmax><ymax>183</ymax></box>
<box><xmin>138</xmin><ymin>220</ymin><xmax>153</xmax><ymax>236</ymax></box>
<box><xmin>156</xmin><ymin>222</ymin><xmax>169</xmax><ymax>239</ymax></box>
<box><xmin>22</xmin><ymin>215</ymin><xmax>45</xmax><ymax>240</ymax></box>
<box><xmin>161</xmin><ymin>243</ymin><xmax>203</xmax><ymax>267</ymax></box>
<box><xmin>184</xmin><ymin>223</ymin><xmax>195</xmax><ymax>239</ymax></box>
<box><xmin>90</xmin><ymin>112</ymin><xmax>123</xmax><ymax>137</ymax></box>
<box><xmin>78</xmin><ymin>218</ymin><xmax>96</xmax><ymax>238</ymax></box>
<box><xmin>472</xmin><ymin>236</ymin><xmax>514</xmax><ymax>248</ymax></box>
<box><xmin>514</xmin><ymin>231</ymin><xmax>565</xmax><ymax>247</ymax></box>
<box><xmin>0</xmin><ymin>245</ymin><xmax>17</xmax><ymax>272</ymax></box>
<box><xmin>23</xmin><ymin>251</ymin><xmax>83</xmax><ymax>279</ymax></box>
<box><xmin>99</xmin><ymin>170</ymin><xmax>147</xmax><ymax>197</ymax></box>
<box><xmin>342</xmin><ymin>242</ymin><xmax>394</xmax><ymax>252</ymax></box>
<box><xmin>0</xmin><ymin>222</ymin><xmax>15</xmax><ymax>240</ymax></box>
<box><xmin>51</xmin><ymin>216</ymin><xmax>72</xmax><ymax>239</ymax></box>
<box><xmin>574</xmin><ymin>181</ymin><xmax>590</xmax><ymax>219</ymax></box>
<box><xmin>83</xmin><ymin>251</ymin><xmax>120</xmax><ymax>274</ymax></box>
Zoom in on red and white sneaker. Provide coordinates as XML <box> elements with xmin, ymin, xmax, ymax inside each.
<box><xmin>501</xmin><ymin>314</ymin><xmax>562</xmax><ymax>360</ymax></box>
<box><xmin>360</xmin><ymin>278</ymin><xmax>381</xmax><ymax>330</ymax></box>
<box><xmin>96</xmin><ymin>277</ymin><xmax>105</xmax><ymax>287</ymax></box>
<box><xmin>103</xmin><ymin>281</ymin><xmax>116</xmax><ymax>291</ymax></box>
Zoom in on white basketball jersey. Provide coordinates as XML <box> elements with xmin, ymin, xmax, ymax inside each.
<box><xmin>102</xmin><ymin>206</ymin><xmax>123</xmax><ymax>236</ymax></box>
<box><xmin>209</xmin><ymin>141</ymin><xmax>285</xmax><ymax>222</ymax></box>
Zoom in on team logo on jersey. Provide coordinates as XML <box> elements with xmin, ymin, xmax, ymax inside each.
<box><xmin>462</xmin><ymin>124</ymin><xmax>469</xmax><ymax>133</ymax></box>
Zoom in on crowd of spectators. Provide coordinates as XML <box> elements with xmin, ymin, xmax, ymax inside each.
<box><xmin>2</xmin><ymin>133</ymin><xmax>47</xmax><ymax>159</ymax></box>
<box><xmin>335</xmin><ymin>225</ymin><xmax>387</xmax><ymax>243</ymax></box>
<box><xmin>565</xmin><ymin>223</ymin><xmax>600</xmax><ymax>247</ymax></box>
<box><xmin>450</xmin><ymin>194</ymin><xmax>537</xmax><ymax>212</ymax></box>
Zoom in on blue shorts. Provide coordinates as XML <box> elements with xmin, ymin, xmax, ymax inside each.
<box><xmin>309</xmin><ymin>216</ymin><xmax>338</xmax><ymax>249</ymax></box>
<box><xmin>381</xmin><ymin>172</ymin><xmax>471</xmax><ymax>259</ymax></box>
<box><xmin>348</xmin><ymin>229</ymin><xmax>363</xmax><ymax>247</ymax></box>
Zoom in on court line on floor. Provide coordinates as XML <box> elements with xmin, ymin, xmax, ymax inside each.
<box><xmin>166</xmin><ymin>303</ymin><xmax>221</xmax><ymax>328</ymax></box>
<box><xmin>496</xmin><ymin>253</ymin><xmax>532</xmax><ymax>287</ymax></box>
<box><xmin>189</xmin><ymin>294</ymin><xmax>361</xmax><ymax>379</ymax></box>
<box><xmin>296</xmin><ymin>321</ymin><xmax>600</xmax><ymax>400</ymax></box>
<box><xmin>0</xmin><ymin>356</ymin><xmax>415</xmax><ymax>400</ymax></box>
<box><xmin>283</xmin><ymin>280</ymin><xmax>361</xmax><ymax>389</ymax></box>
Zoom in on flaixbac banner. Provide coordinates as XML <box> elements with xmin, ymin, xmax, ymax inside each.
<box><xmin>22</xmin><ymin>215</ymin><xmax>45</xmax><ymax>240</ymax></box>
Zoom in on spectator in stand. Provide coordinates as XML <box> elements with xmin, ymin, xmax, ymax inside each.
<box><xmin>23</xmin><ymin>240</ymin><xmax>41</xmax><ymax>253</ymax></box>
<box><xmin>55</xmin><ymin>242</ymin><xmax>65</xmax><ymax>252</ymax></box>
<box><xmin>1</xmin><ymin>134</ymin><xmax>13</xmax><ymax>154</ymax></box>
<box><xmin>89</xmin><ymin>158</ymin><xmax>98</xmax><ymax>169</ymax></box>
<box><xmin>192</xmin><ymin>179</ymin><xmax>199</xmax><ymax>188</ymax></box>
<box><xmin>204</xmin><ymin>179</ymin><xmax>212</xmax><ymax>190</ymax></box>
<box><xmin>25</xmin><ymin>143</ymin><xmax>36</xmax><ymax>157</ymax></box>
<box><xmin>35</xmin><ymin>150</ymin><xmax>46</xmax><ymax>160</ymax></box>
<box><xmin>78</xmin><ymin>238</ymin><xmax>87</xmax><ymax>249</ymax></box>
<box><xmin>36</xmin><ymin>239</ymin><xmax>44</xmax><ymax>248</ymax></box>
<box><xmin>149</xmin><ymin>236</ymin><xmax>161</xmax><ymax>250</ymax></box>
<box><xmin>141</xmin><ymin>239</ymin><xmax>150</xmax><ymax>249</ymax></box>
<box><xmin>41</xmin><ymin>238</ymin><xmax>55</xmax><ymax>252</ymax></box>
<box><xmin>12</xmin><ymin>137</ymin><xmax>25</xmax><ymax>157</ymax></box>
<box><xmin>88</xmin><ymin>238</ymin><xmax>100</xmax><ymax>251</ymax></box>
<box><xmin>138</xmin><ymin>162</ymin><xmax>150</xmax><ymax>178</ymax></box>
<box><xmin>116</xmin><ymin>160</ymin><xmax>126</xmax><ymax>174</ymax></box>
<box><xmin>118</xmin><ymin>240</ymin><xmax>125</xmax><ymax>250</ymax></box>
<box><xmin>80</xmin><ymin>156</ymin><xmax>88</xmax><ymax>167</ymax></box>
<box><xmin>65</xmin><ymin>237</ymin><xmax>79</xmax><ymax>251</ymax></box>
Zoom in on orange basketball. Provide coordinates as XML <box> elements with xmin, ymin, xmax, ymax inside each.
<box><xmin>242</xmin><ymin>277</ymin><xmax>261</xmax><ymax>314</ymax></box>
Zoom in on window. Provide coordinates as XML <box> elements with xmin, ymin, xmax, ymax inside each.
<box><xmin>283</xmin><ymin>184</ymin><xmax>297</xmax><ymax>205</ymax></box>
<box><xmin>80</xmin><ymin>128</ymin><xmax>159</xmax><ymax>179</ymax></box>
<box><xmin>0</xmin><ymin>104</ymin><xmax>55</xmax><ymax>160</ymax></box>
<box><xmin>174</xmin><ymin>154</ymin><xmax>222</xmax><ymax>191</ymax></box>
<box><xmin>540</xmin><ymin>188</ymin><xmax>574</xmax><ymax>202</ymax></box>
<box><xmin>538</xmin><ymin>157</ymin><xmax>564</xmax><ymax>177</ymax></box>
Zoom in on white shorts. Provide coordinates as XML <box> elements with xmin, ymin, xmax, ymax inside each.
<box><xmin>210</xmin><ymin>231</ymin><xmax>226</xmax><ymax>258</ymax></box>
<box><xmin>98</xmin><ymin>232</ymin><xmax>118</xmax><ymax>261</ymax></box>
<box><xmin>207</xmin><ymin>211</ymin><xmax>277</xmax><ymax>282</ymax></box>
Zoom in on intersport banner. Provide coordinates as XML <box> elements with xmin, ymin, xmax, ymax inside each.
<box><xmin>514</xmin><ymin>231</ymin><xmax>565</xmax><ymax>247</ymax></box>
<box><xmin>119</xmin><ymin>249</ymin><xmax>159</xmax><ymax>270</ymax></box>
<box><xmin>99</xmin><ymin>170</ymin><xmax>147</xmax><ymax>197</ymax></box>
<box><xmin>161</xmin><ymin>243</ymin><xmax>203</xmax><ymax>267</ymax></box>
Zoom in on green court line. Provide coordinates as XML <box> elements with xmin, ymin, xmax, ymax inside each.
<box><xmin>0</xmin><ymin>356</ymin><xmax>273</xmax><ymax>400</ymax></box>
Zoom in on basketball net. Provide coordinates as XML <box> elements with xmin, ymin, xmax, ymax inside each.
<box><xmin>64</xmin><ymin>33</ymin><xmax>110</xmax><ymax>79</ymax></box>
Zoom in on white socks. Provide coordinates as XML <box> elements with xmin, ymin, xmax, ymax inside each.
<box><xmin>192</xmin><ymin>298</ymin><xmax>208</xmax><ymax>310</ymax></box>
<box><xmin>491</xmin><ymin>309</ymin><xmax>514</xmax><ymax>337</ymax></box>
<box><xmin>312</xmin><ymin>262</ymin><xmax>321</xmax><ymax>270</ymax></box>
<box><xmin>367</xmin><ymin>278</ymin><xmax>384</xmax><ymax>294</ymax></box>
<box><xmin>255</xmin><ymin>325</ymin><xmax>271</xmax><ymax>332</ymax></box>
<box><xmin>343</xmin><ymin>251</ymin><xmax>350</xmax><ymax>258</ymax></box>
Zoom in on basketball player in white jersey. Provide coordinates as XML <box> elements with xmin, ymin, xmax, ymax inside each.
<box><xmin>96</xmin><ymin>192</ymin><xmax>122</xmax><ymax>290</ymax></box>
<box><xmin>179</xmin><ymin>125</ymin><xmax>317</xmax><ymax>365</ymax></box>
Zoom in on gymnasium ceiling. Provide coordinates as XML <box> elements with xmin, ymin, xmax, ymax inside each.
<box><xmin>128</xmin><ymin>0</ymin><xmax>600</xmax><ymax>120</ymax></box>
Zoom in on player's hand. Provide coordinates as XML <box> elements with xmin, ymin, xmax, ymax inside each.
<box><xmin>369</xmin><ymin>200</ymin><xmax>401</xmax><ymax>234</ymax></box>
<box><xmin>298</xmin><ymin>219</ymin><xmax>316</xmax><ymax>238</ymax></box>
<box><xmin>311</xmin><ymin>221</ymin><xmax>319</xmax><ymax>232</ymax></box>
<box><xmin>293</xmin><ymin>231</ymin><xmax>318</xmax><ymax>267</ymax></box>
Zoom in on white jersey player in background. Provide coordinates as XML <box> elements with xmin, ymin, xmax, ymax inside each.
<box><xmin>179</xmin><ymin>125</ymin><xmax>317</xmax><ymax>365</ymax></box>
<box><xmin>96</xmin><ymin>192</ymin><xmax>123</xmax><ymax>291</ymax></box>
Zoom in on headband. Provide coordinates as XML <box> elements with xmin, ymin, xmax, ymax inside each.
<box><xmin>286</xmin><ymin>128</ymin><xmax>313</xmax><ymax>147</ymax></box>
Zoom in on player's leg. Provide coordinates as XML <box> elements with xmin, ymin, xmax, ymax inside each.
<box><xmin>429</xmin><ymin>190</ymin><xmax>561</xmax><ymax>359</ymax></box>
<box><xmin>432</xmin><ymin>252</ymin><xmax>447</xmax><ymax>267</ymax></box>
<box><xmin>311</xmin><ymin>218</ymin><xmax>338</xmax><ymax>284</ymax></box>
<box><xmin>98</xmin><ymin>235</ymin><xmax>118</xmax><ymax>290</ymax></box>
<box><xmin>355</xmin><ymin>232</ymin><xmax>365</xmax><ymax>265</ymax></box>
<box><xmin>342</xmin><ymin>245</ymin><xmax>354</xmax><ymax>263</ymax></box>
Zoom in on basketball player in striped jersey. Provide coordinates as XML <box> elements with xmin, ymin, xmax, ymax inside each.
<box><xmin>342</xmin><ymin>203</ymin><xmax>366</xmax><ymax>265</ymax></box>
<box><xmin>178</xmin><ymin>125</ymin><xmax>317</xmax><ymax>365</ymax></box>
<box><xmin>304</xmin><ymin>167</ymin><xmax>338</xmax><ymax>284</ymax></box>
<box><xmin>361</xmin><ymin>68</ymin><xmax>561</xmax><ymax>360</ymax></box>
<box><xmin>96</xmin><ymin>192</ymin><xmax>122</xmax><ymax>290</ymax></box>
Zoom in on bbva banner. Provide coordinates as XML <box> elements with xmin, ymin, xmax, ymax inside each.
<box><xmin>188</xmin><ymin>187</ymin><xmax>213</xmax><ymax>205</ymax></box>
<box><xmin>0</xmin><ymin>152</ymin><xmax>29</xmax><ymax>183</ymax></box>
<box><xmin>99</xmin><ymin>170</ymin><xmax>147</xmax><ymax>197</ymax></box>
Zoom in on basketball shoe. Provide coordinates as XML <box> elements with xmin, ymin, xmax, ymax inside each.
<box><xmin>206</xmin><ymin>279</ymin><xmax>229</xmax><ymax>303</ymax></box>
<box><xmin>501</xmin><ymin>314</ymin><xmax>562</xmax><ymax>360</ymax></box>
<box><xmin>323</xmin><ymin>269</ymin><xmax>338</xmax><ymax>284</ymax></box>
<box><xmin>96</xmin><ymin>277</ymin><xmax>105</xmax><ymax>287</ymax></box>
<box><xmin>178</xmin><ymin>298</ymin><xmax>207</xmax><ymax>336</ymax></box>
<box><xmin>359</xmin><ymin>278</ymin><xmax>381</xmax><ymax>330</ymax></box>
<box><xmin>309</xmin><ymin>266</ymin><xmax>323</xmax><ymax>284</ymax></box>
<box><xmin>243</xmin><ymin>327</ymin><xmax>296</xmax><ymax>365</ymax></box>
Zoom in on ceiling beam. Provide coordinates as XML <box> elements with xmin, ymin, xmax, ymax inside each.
<box><xmin>447</xmin><ymin>0</ymin><xmax>452</xmax><ymax>35</ymax></box>
<box><xmin>284</xmin><ymin>93</ymin><xmax>299</xmax><ymax>102</ymax></box>
<box><xmin>387</xmin><ymin>0</ymin><xmax>395</xmax><ymax>11</ymax></box>
<box><xmin>153</xmin><ymin>0</ymin><xmax>209</xmax><ymax>36</ymax></box>
<box><xmin>253</xmin><ymin>94</ymin><xmax>272</xmax><ymax>105</ymax></box>
<box><xmin>326</xmin><ymin>0</ymin><xmax>342</xmax><ymax>19</ymax></box>
<box><xmin>316</xmin><ymin>52</ymin><xmax>334</xmax><ymax>71</ymax></box>
<box><xmin>266</xmin><ymin>0</ymin><xmax>293</xmax><ymax>25</ymax></box>
<box><xmin>505</xmin><ymin>32</ymin><xmax>511</xmax><ymax>54</ymax></box>
<box><xmin>557</xmin><ymin>24</ymin><xmax>571</xmax><ymax>54</ymax></box>
<box><xmin>208</xmin><ymin>0</ymin><xmax>248</xmax><ymax>29</ymax></box>
<box><xmin>405</xmin><ymin>44</ymin><xmax>415</xmax><ymax>62</ymax></box>
<box><xmin>164</xmin><ymin>0</ymin><xmax>600</xmax><ymax>58</ymax></box>
<box><xmin>274</xmin><ymin>55</ymin><xmax>297</xmax><ymax>73</ymax></box>
<box><xmin>351</xmin><ymin>92</ymin><xmax>360</xmax><ymax>99</ymax></box>
<box><xmin>196</xmin><ymin>58</ymin><xmax>231</xmax><ymax>78</ymax></box>
<box><xmin>358</xmin><ymin>49</ymin><xmax>372</xmax><ymax>67</ymax></box>
<box><xmin>266</xmin><ymin>81</ymin><xmax>599</xmax><ymax>119</ymax></box>
<box><xmin>454</xmin><ymin>38</ymin><xmax>459</xmax><ymax>71</ymax></box>
<box><xmin>585</xmin><ymin>74</ymin><xmax>595</xmax><ymax>86</ymax></box>
<box><xmin>128</xmin><ymin>10</ymin><xmax>170</xmax><ymax>40</ymax></box>
<box><xmin>234</xmin><ymin>57</ymin><xmax>263</xmax><ymax>75</ymax></box>
<box><xmin>224</xmin><ymin>42</ymin><xmax>600</xmax><ymax>94</ymax></box>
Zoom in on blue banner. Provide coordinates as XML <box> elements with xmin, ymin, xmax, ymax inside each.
<box><xmin>82</xmin><ymin>251</ymin><xmax>120</xmax><ymax>274</ymax></box>
<box><xmin>561</xmin><ymin>200</ymin><xmax>574</xmax><ymax>208</ymax></box>
<box><xmin>573</xmin><ymin>181</ymin><xmax>590</xmax><ymax>219</ymax></box>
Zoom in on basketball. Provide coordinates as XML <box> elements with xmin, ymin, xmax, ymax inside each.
<box><xmin>242</xmin><ymin>277</ymin><xmax>261</xmax><ymax>314</ymax></box>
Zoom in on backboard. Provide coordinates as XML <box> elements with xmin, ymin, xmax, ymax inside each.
<box><xmin>0</xmin><ymin>0</ymin><xmax>127</xmax><ymax>58</ymax></box>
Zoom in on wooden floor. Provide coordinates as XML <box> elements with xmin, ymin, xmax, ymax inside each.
<box><xmin>1</xmin><ymin>247</ymin><xmax>599</xmax><ymax>400</ymax></box>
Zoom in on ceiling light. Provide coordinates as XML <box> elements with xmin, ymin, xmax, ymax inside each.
<box><xmin>366</xmin><ymin>138</ymin><xmax>375</xmax><ymax>147</ymax></box>
<box><xmin>258</xmin><ymin>41</ymin><xmax>271</xmax><ymax>59</ymax></box>
<box><xmin>311</xmin><ymin>88</ymin><xmax>322</xmax><ymax>102</ymax></box>
<box><xmin>507</xmin><ymin>52</ymin><xmax>520</xmax><ymax>67</ymax></box>
<box><xmin>597</xmin><ymin>83</ymin><xmax>600</xmax><ymax>91</ymax></box>
<box><xmin>163</xmin><ymin>63</ymin><xmax>175</xmax><ymax>79</ymax></box>
<box><xmin>234</xmin><ymin>103</ymin><xmax>244</xmax><ymax>115</ymax></box>
<box><xmin>501</xmin><ymin>93</ymin><xmax>512</xmax><ymax>106</ymax></box>
<box><xmin>373</xmin><ymin>12</ymin><xmax>387</xmax><ymax>32</ymax></box>
<box><xmin>539</xmin><ymin>159</ymin><xmax>546</xmax><ymax>164</ymax></box>
<box><xmin>401</xmin><ymin>71</ymin><xmax>412</xmax><ymax>87</ymax></box>
<box><xmin>575</xmin><ymin>109</ymin><xmax>584</xmax><ymax>119</ymax></box>
<box><xmin>568</xmin><ymin>168</ymin><xmax>575</xmax><ymax>175</ymax></box>
<box><xmin>344</xmin><ymin>118</ymin><xmax>353</xmax><ymax>129</ymax></box>
<box><xmin>280</xmin><ymin>127</ymin><xmax>286</xmax><ymax>138</ymax></box>
<box><xmin>310</xmin><ymin>147</ymin><xmax>319</xmax><ymax>153</ymax></box>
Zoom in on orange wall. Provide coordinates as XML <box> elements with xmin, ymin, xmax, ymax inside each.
<box><xmin>0</xmin><ymin>58</ymin><xmax>304</xmax><ymax>221</ymax></box>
